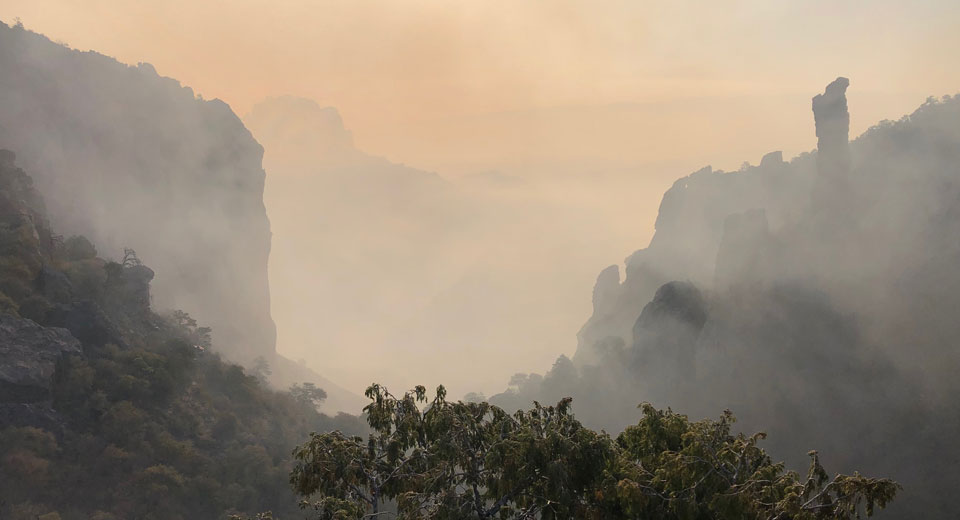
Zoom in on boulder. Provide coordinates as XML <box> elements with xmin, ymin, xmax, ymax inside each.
<box><xmin>0</xmin><ymin>313</ymin><xmax>80</xmax><ymax>403</ymax></box>
<box><xmin>44</xmin><ymin>300</ymin><xmax>128</xmax><ymax>349</ymax></box>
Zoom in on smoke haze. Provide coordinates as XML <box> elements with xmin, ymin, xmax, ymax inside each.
<box><xmin>7</xmin><ymin>0</ymin><xmax>956</xmax><ymax>401</ymax></box>
<box><xmin>1</xmin><ymin>3</ymin><xmax>959</xmax><ymax>516</ymax></box>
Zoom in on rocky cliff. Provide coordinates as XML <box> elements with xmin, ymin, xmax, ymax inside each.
<box><xmin>0</xmin><ymin>21</ymin><xmax>275</xmax><ymax>362</ymax></box>
<box><xmin>496</xmin><ymin>80</ymin><xmax>960</xmax><ymax>517</ymax></box>
<box><xmin>574</xmin><ymin>141</ymin><xmax>814</xmax><ymax>366</ymax></box>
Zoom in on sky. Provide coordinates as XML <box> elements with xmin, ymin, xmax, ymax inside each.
<box><xmin>2</xmin><ymin>0</ymin><xmax>959</xmax><ymax>400</ymax></box>
<box><xmin>3</xmin><ymin>1</ymin><xmax>959</xmax><ymax>176</ymax></box>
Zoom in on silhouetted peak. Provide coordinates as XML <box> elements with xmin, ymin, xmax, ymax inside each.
<box><xmin>631</xmin><ymin>281</ymin><xmax>707</xmax><ymax>374</ymax></box>
<box><xmin>245</xmin><ymin>96</ymin><xmax>355</xmax><ymax>160</ymax></box>
<box><xmin>811</xmin><ymin>77</ymin><xmax>854</xmax><ymax>219</ymax></box>
<box><xmin>592</xmin><ymin>265</ymin><xmax>621</xmax><ymax>316</ymax></box>
<box><xmin>635</xmin><ymin>281</ymin><xmax>707</xmax><ymax>335</ymax></box>
<box><xmin>759</xmin><ymin>150</ymin><xmax>784</xmax><ymax>167</ymax></box>
<box><xmin>136</xmin><ymin>62</ymin><xmax>158</xmax><ymax>76</ymax></box>
<box><xmin>815</xmin><ymin>76</ymin><xmax>850</xmax><ymax>104</ymax></box>
<box><xmin>812</xmin><ymin>77</ymin><xmax>851</xmax><ymax>174</ymax></box>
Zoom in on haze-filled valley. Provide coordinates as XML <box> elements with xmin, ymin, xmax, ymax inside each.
<box><xmin>1</xmin><ymin>2</ymin><xmax>959</xmax><ymax>519</ymax></box>
<box><xmin>245</xmin><ymin>96</ymin><xmax>663</xmax><ymax>398</ymax></box>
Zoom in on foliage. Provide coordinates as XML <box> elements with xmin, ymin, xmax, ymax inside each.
<box><xmin>290</xmin><ymin>382</ymin><xmax>328</xmax><ymax>410</ymax></box>
<box><xmin>168</xmin><ymin>309</ymin><xmax>212</xmax><ymax>349</ymax></box>
<box><xmin>0</xmin><ymin>330</ymin><xmax>367</xmax><ymax>519</ymax></box>
<box><xmin>251</xmin><ymin>355</ymin><xmax>272</xmax><ymax>384</ymax></box>
<box><xmin>291</xmin><ymin>387</ymin><xmax>899</xmax><ymax>519</ymax></box>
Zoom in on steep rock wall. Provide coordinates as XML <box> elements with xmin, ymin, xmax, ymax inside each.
<box><xmin>0</xmin><ymin>22</ymin><xmax>275</xmax><ymax>361</ymax></box>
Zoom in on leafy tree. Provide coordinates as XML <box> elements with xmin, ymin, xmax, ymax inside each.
<box><xmin>167</xmin><ymin>310</ymin><xmax>211</xmax><ymax>349</ymax></box>
<box><xmin>292</xmin><ymin>384</ymin><xmax>431</xmax><ymax>519</ymax></box>
<box><xmin>121</xmin><ymin>247</ymin><xmax>142</xmax><ymax>267</ymax></box>
<box><xmin>290</xmin><ymin>387</ymin><xmax>899</xmax><ymax>519</ymax></box>
<box><xmin>251</xmin><ymin>356</ymin><xmax>272</xmax><ymax>384</ymax></box>
<box><xmin>195</xmin><ymin>326</ymin><xmax>213</xmax><ymax>348</ymax></box>
<box><xmin>605</xmin><ymin>404</ymin><xmax>899</xmax><ymax>519</ymax></box>
<box><xmin>170</xmin><ymin>309</ymin><xmax>197</xmax><ymax>329</ymax></box>
<box><xmin>290</xmin><ymin>382</ymin><xmax>328</xmax><ymax>410</ymax></box>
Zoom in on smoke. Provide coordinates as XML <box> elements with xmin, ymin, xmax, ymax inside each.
<box><xmin>3</xmin><ymin>10</ymin><xmax>959</xmax><ymax>516</ymax></box>
<box><xmin>244</xmin><ymin>96</ymin><xmax>660</xmax><ymax>399</ymax></box>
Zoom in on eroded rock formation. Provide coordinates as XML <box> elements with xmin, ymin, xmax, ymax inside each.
<box><xmin>812</xmin><ymin>77</ymin><xmax>852</xmax><ymax>176</ymax></box>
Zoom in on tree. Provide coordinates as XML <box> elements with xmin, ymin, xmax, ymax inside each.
<box><xmin>605</xmin><ymin>404</ymin><xmax>900</xmax><ymax>519</ymax></box>
<box><xmin>289</xmin><ymin>386</ymin><xmax>899</xmax><ymax>519</ymax></box>
<box><xmin>292</xmin><ymin>384</ymin><xmax>433</xmax><ymax>519</ymax></box>
<box><xmin>195</xmin><ymin>326</ymin><xmax>212</xmax><ymax>349</ymax></box>
<box><xmin>170</xmin><ymin>310</ymin><xmax>197</xmax><ymax>329</ymax></box>
<box><xmin>250</xmin><ymin>356</ymin><xmax>271</xmax><ymax>384</ymax></box>
<box><xmin>121</xmin><ymin>248</ymin><xmax>141</xmax><ymax>267</ymax></box>
<box><xmin>290</xmin><ymin>383</ymin><xmax>327</xmax><ymax>410</ymax></box>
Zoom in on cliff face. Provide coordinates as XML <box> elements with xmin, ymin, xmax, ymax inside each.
<box><xmin>574</xmin><ymin>136</ymin><xmax>814</xmax><ymax>366</ymax></box>
<box><xmin>0</xmin><ymin>22</ymin><xmax>275</xmax><ymax>361</ymax></box>
<box><xmin>576</xmin><ymin>79</ymin><xmax>960</xmax><ymax>371</ymax></box>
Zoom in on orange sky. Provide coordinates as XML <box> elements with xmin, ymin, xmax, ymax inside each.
<box><xmin>2</xmin><ymin>1</ymin><xmax>959</xmax><ymax>178</ymax></box>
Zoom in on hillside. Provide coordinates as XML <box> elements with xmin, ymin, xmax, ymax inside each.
<box><xmin>0</xmin><ymin>151</ymin><xmax>365</xmax><ymax>520</ymax></box>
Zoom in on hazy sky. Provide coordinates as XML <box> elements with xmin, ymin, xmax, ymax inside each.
<box><xmin>2</xmin><ymin>0</ymin><xmax>959</xmax><ymax>400</ymax></box>
<box><xmin>3</xmin><ymin>1</ymin><xmax>959</xmax><ymax>177</ymax></box>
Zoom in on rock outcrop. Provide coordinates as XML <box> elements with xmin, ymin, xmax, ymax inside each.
<box><xmin>811</xmin><ymin>77</ymin><xmax>854</xmax><ymax>220</ymax></box>
<box><xmin>630</xmin><ymin>281</ymin><xmax>707</xmax><ymax>387</ymax></box>
<box><xmin>812</xmin><ymin>77</ymin><xmax>851</xmax><ymax>179</ymax></box>
<box><xmin>0</xmin><ymin>313</ymin><xmax>80</xmax><ymax>403</ymax></box>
